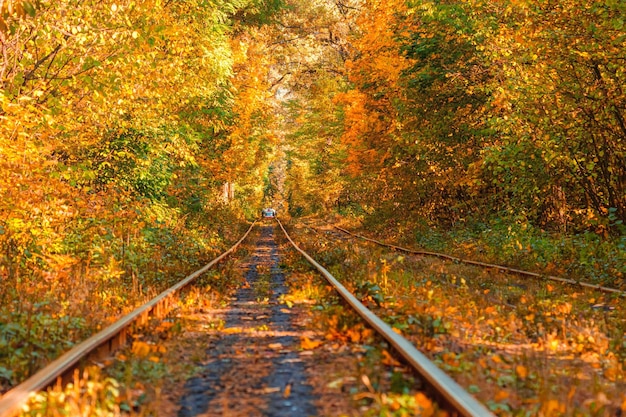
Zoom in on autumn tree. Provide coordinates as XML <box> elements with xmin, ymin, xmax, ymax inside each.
<box><xmin>316</xmin><ymin>0</ymin><xmax>624</xmax><ymax>234</ymax></box>
<box><xmin>478</xmin><ymin>0</ymin><xmax>626</xmax><ymax>229</ymax></box>
<box><xmin>1</xmin><ymin>0</ymin><xmax>285</xmax><ymax>386</ymax></box>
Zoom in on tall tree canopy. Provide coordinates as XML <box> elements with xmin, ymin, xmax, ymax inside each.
<box><xmin>279</xmin><ymin>0</ymin><xmax>625</xmax><ymax>232</ymax></box>
<box><xmin>0</xmin><ymin>0</ymin><xmax>284</xmax><ymax>321</ymax></box>
<box><xmin>3</xmin><ymin>0</ymin><xmax>624</xmax><ymax>290</ymax></box>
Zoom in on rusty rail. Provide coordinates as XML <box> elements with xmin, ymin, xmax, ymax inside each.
<box><xmin>332</xmin><ymin>225</ymin><xmax>625</xmax><ymax>297</ymax></box>
<box><xmin>0</xmin><ymin>222</ymin><xmax>256</xmax><ymax>417</ymax></box>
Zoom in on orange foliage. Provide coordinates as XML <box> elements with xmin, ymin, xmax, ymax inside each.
<box><xmin>219</xmin><ymin>28</ymin><xmax>276</xmax><ymax>182</ymax></box>
<box><xmin>337</xmin><ymin>0</ymin><xmax>415</xmax><ymax>177</ymax></box>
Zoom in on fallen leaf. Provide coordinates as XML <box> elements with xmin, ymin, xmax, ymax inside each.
<box><xmin>346</xmin><ymin>328</ymin><xmax>361</xmax><ymax>343</ymax></box>
<box><xmin>131</xmin><ymin>341</ymin><xmax>151</xmax><ymax>358</ymax></box>
<box><xmin>604</xmin><ymin>366</ymin><xmax>617</xmax><ymax>381</ymax></box>
<box><xmin>222</xmin><ymin>327</ymin><xmax>243</xmax><ymax>334</ymax></box>
<box><xmin>327</xmin><ymin>376</ymin><xmax>357</xmax><ymax>389</ymax></box>
<box><xmin>495</xmin><ymin>390</ymin><xmax>509</xmax><ymax>401</ymax></box>
<box><xmin>381</xmin><ymin>349</ymin><xmax>401</xmax><ymax>367</ymax></box>
<box><xmin>361</xmin><ymin>328</ymin><xmax>374</xmax><ymax>342</ymax></box>
<box><xmin>389</xmin><ymin>399</ymin><xmax>401</xmax><ymax>411</ymax></box>
<box><xmin>361</xmin><ymin>374</ymin><xmax>374</xmax><ymax>392</ymax></box>
<box><xmin>301</xmin><ymin>337</ymin><xmax>323</xmax><ymax>350</ymax></box>
<box><xmin>414</xmin><ymin>392</ymin><xmax>434</xmax><ymax>415</ymax></box>
<box><xmin>542</xmin><ymin>399</ymin><xmax>565</xmax><ymax>413</ymax></box>
<box><xmin>590</xmin><ymin>392</ymin><xmax>610</xmax><ymax>406</ymax></box>
<box><xmin>156</xmin><ymin>321</ymin><xmax>174</xmax><ymax>332</ymax></box>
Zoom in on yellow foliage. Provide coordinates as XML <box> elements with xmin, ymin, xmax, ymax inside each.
<box><xmin>300</xmin><ymin>337</ymin><xmax>323</xmax><ymax>350</ymax></box>
<box><xmin>131</xmin><ymin>341</ymin><xmax>151</xmax><ymax>358</ymax></box>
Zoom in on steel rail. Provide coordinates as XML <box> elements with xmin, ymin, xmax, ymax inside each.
<box><xmin>276</xmin><ymin>218</ymin><xmax>494</xmax><ymax>417</ymax></box>
<box><xmin>332</xmin><ymin>225</ymin><xmax>626</xmax><ymax>298</ymax></box>
<box><xmin>0</xmin><ymin>222</ymin><xmax>256</xmax><ymax>417</ymax></box>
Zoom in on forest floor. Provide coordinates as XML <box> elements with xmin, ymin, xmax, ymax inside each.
<box><xmin>286</xmin><ymin>218</ymin><xmax>625</xmax><ymax>416</ymax></box>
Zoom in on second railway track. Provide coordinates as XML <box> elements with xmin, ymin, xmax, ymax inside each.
<box><xmin>285</xmin><ymin>219</ymin><xmax>626</xmax><ymax>416</ymax></box>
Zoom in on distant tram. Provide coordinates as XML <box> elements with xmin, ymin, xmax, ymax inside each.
<box><xmin>262</xmin><ymin>208</ymin><xmax>276</xmax><ymax>218</ymax></box>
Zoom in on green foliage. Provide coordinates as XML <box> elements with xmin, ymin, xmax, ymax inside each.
<box><xmin>283</xmin><ymin>76</ymin><xmax>349</xmax><ymax>217</ymax></box>
<box><xmin>477</xmin><ymin>0</ymin><xmax>626</xmax><ymax>227</ymax></box>
<box><xmin>409</xmin><ymin>215</ymin><xmax>626</xmax><ymax>287</ymax></box>
<box><xmin>305</xmin><ymin>0</ymin><xmax>626</xmax><ymax>236</ymax></box>
<box><xmin>81</xmin><ymin>129</ymin><xmax>174</xmax><ymax>201</ymax></box>
<box><xmin>23</xmin><ymin>368</ymin><xmax>122</xmax><ymax>417</ymax></box>
<box><xmin>233</xmin><ymin>0</ymin><xmax>288</xmax><ymax>26</ymax></box>
<box><xmin>354</xmin><ymin>281</ymin><xmax>385</xmax><ymax>306</ymax></box>
<box><xmin>0</xmin><ymin>308</ymin><xmax>87</xmax><ymax>385</ymax></box>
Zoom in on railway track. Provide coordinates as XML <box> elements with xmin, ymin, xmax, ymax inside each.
<box><xmin>0</xmin><ymin>219</ymin><xmax>494</xmax><ymax>416</ymax></box>
<box><xmin>329</xmin><ymin>223</ymin><xmax>625</xmax><ymax>298</ymax></box>
<box><xmin>276</xmin><ymin>218</ymin><xmax>492</xmax><ymax>416</ymax></box>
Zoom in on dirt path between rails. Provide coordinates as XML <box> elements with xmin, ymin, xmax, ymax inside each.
<box><xmin>176</xmin><ymin>224</ymin><xmax>317</xmax><ymax>416</ymax></box>
<box><xmin>157</xmin><ymin>224</ymin><xmax>362</xmax><ymax>417</ymax></box>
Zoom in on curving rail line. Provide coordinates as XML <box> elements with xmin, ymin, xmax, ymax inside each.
<box><xmin>0</xmin><ymin>222</ymin><xmax>256</xmax><ymax>417</ymax></box>
<box><xmin>331</xmin><ymin>224</ymin><xmax>626</xmax><ymax>298</ymax></box>
<box><xmin>276</xmin><ymin>218</ymin><xmax>494</xmax><ymax>417</ymax></box>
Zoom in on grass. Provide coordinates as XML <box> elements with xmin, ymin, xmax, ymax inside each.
<box><xmin>289</xmin><ymin>219</ymin><xmax>626</xmax><ymax>416</ymax></box>
<box><xmin>411</xmin><ymin>218</ymin><xmax>626</xmax><ymax>288</ymax></box>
